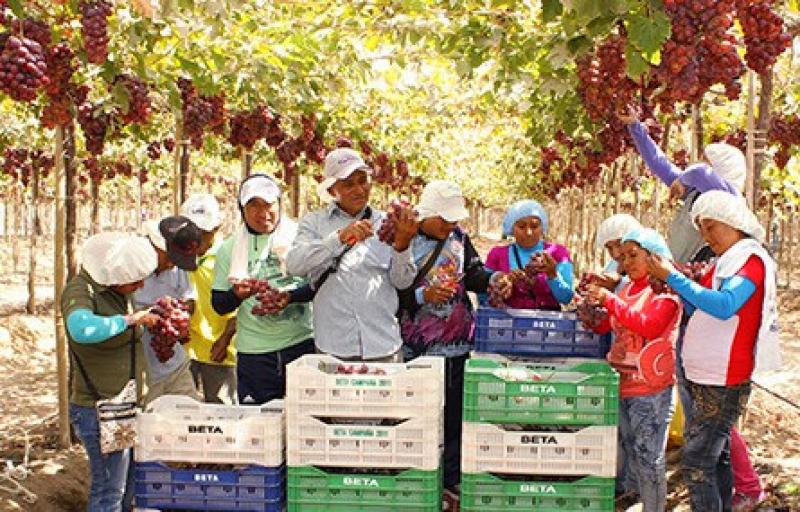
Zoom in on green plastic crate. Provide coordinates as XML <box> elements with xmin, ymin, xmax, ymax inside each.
<box><xmin>287</xmin><ymin>466</ymin><xmax>442</xmax><ymax>511</ymax></box>
<box><xmin>463</xmin><ymin>358</ymin><xmax>619</xmax><ymax>426</ymax></box>
<box><xmin>460</xmin><ymin>473</ymin><xmax>614</xmax><ymax>511</ymax></box>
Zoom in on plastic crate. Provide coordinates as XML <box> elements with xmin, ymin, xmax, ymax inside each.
<box><xmin>134</xmin><ymin>461</ymin><xmax>283</xmax><ymax>512</ymax></box>
<box><xmin>287</xmin><ymin>412</ymin><xmax>443</xmax><ymax>470</ymax></box>
<box><xmin>462</xmin><ymin>357</ymin><xmax>619</xmax><ymax>426</ymax></box>
<box><xmin>460</xmin><ymin>473</ymin><xmax>614</xmax><ymax>511</ymax></box>
<box><xmin>287</xmin><ymin>466</ymin><xmax>442</xmax><ymax>511</ymax></box>
<box><xmin>475</xmin><ymin>308</ymin><xmax>610</xmax><ymax>358</ymax></box>
<box><xmin>285</xmin><ymin>355</ymin><xmax>444</xmax><ymax>419</ymax></box>
<box><xmin>461</xmin><ymin>423</ymin><xmax>617</xmax><ymax>477</ymax></box>
<box><xmin>136</xmin><ymin>395</ymin><xmax>284</xmax><ymax>467</ymax></box>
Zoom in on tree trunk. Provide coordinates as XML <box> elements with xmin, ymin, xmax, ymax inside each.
<box><xmin>691</xmin><ymin>102</ymin><xmax>704</xmax><ymax>161</ymax></box>
<box><xmin>179</xmin><ymin>143</ymin><xmax>190</xmax><ymax>208</ymax></box>
<box><xmin>54</xmin><ymin>126</ymin><xmax>71</xmax><ymax>448</ymax></box>
<box><xmin>291</xmin><ymin>171</ymin><xmax>300</xmax><ymax>219</ymax></box>
<box><xmin>241</xmin><ymin>149</ymin><xmax>253</xmax><ymax>181</ymax></box>
<box><xmin>26</xmin><ymin>165</ymin><xmax>40</xmax><ymax>314</ymax></box>
<box><xmin>90</xmin><ymin>179</ymin><xmax>100</xmax><ymax>234</ymax></box>
<box><xmin>65</xmin><ymin>122</ymin><xmax>79</xmax><ymax>279</ymax></box>
<box><xmin>753</xmin><ymin>71</ymin><xmax>773</xmax><ymax>209</ymax></box>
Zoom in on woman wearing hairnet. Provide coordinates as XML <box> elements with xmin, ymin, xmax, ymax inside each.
<box><xmin>648</xmin><ymin>191</ymin><xmax>780</xmax><ymax>512</ymax></box>
<box><xmin>585</xmin><ymin>228</ymin><xmax>682</xmax><ymax>512</ymax></box>
<box><xmin>485</xmin><ymin>199</ymin><xmax>574</xmax><ymax>309</ymax></box>
<box><xmin>61</xmin><ymin>233</ymin><xmax>160</xmax><ymax>511</ymax></box>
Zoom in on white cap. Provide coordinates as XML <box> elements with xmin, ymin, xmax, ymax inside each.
<box><xmin>181</xmin><ymin>193</ymin><xmax>222</xmax><ymax>232</ymax></box>
<box><xmin>595</xmin><ymin>214</ymin><xmax>642</xmax><ymax>250</ymax></box>
<box><xmin>239</xmin><ymin>174</ymin><xmax>281</xmax><ymax>207</ymax></box>
<box><xmin>82</xmin><ymin>232</ymin><xmax>158</xmax><ymax>286</ymax></box>
<box><xmin>142</xmin><ymin>220</ymin><xmax>167</xmax><ymax>251</ymax></box>
<box><xmin>691</xmin><ymin>190</ymin><xmax>765</xmax><ymax>243</ymax></box>
<box><xmin>416</xmin><ymin>180</ymin><xmax>469</xmax><ymax>222</ymax></box>
<box><xmin>317</xmin><ymin>148</ymin><xmax>372</xmax><ymax>203</ymax></box>
<box><xmin>704</xmin><ymin>143</ymin><xmax>746</xmax><ymax>192</ymax></box>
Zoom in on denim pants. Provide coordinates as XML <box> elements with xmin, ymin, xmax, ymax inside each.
<box><xmin>618</xmin><ymin>387</ymin><xmax>673</xmax><ymax>512</ymax></box>
<box><xmin>682</xmin><ymin>380</ymin><xmax>751</xmax><ymax>512</ymax></box>
<box><xmin>237</xmin><ymin>338</ymin><xmax>314</xmax><ymax>405</ymax></box>
<box><xmin>69</xmin><ymin>403</ymin><xmax>132</xmax><ymax>512</ymax></box>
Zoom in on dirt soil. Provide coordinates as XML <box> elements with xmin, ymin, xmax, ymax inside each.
<box><xmin>0</xmin><ymin>237</ymin><xmax>798</xmax><ymax>511</ymax></box>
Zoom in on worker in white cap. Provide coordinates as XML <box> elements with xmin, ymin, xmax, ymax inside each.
<box><xmin>61</xmin><ymin>233</ymin><xmax>159</xmax><ymax>512</ymax></box>
<box><xmin>211</xmin><ymin>174</ymin><xmax>314</xmax><ymax>405</ymax></box>
<box><xmin>286</xmin><ymin>147</ymin><xmax>418</xmax><ymax>362</ymax></box>
<box><xmin>180</xmin><ymin>193</ymin><xmax>238</xmax><ymax>404</ymax></box>
<box><xmin>134</xmin><ymin>216</ymin><xmax>202</xmax><ymax>404</ymax></box>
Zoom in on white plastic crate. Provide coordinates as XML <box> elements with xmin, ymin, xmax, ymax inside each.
<box><xmin>461</xmin><ymin>422</ymin><xmax>617</xmax><ymax>477</ymax></box>
<box><xmin>286</xmin><ymin>412</ymin><xmax>443</xmax><ymax>470</ymax></box>
<box><xmin>135</xmin><ymin>395</ymin><xmax>284</xmax><ymax>467</ymax></box>
<box><xmin>285</xmin><ymin>354</ymin><xmax>445</xmax><ymax>419</ymax></box>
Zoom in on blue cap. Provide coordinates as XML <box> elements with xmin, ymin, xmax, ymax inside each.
<box><xmin>503</xmin><ymin>200</ymin><xmax>548</xmax><ymax>237</ymax></box>
<box><xmin>620</xmin><ymin>228</ymin><xmax>672</xmax><ymax>259</ymax></box>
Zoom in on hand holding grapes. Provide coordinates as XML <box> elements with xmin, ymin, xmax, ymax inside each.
<box><xmin>392</xmin><ymin>205</ymin><xmax>418</xmax><ymax>252</ymax></box>
<box><xmin>232</xmin><ymin>280</ymin><xmax>256</xmax><ymax>300</ymax></box>
<box><xmin>586</xmin><ymin>284</ymin><xmax>611</xmax><ymax>307</ymax></box>
<box><xmin>423</xmin><ymin>284</ymin><xmax>456</xmax><ymax>305</ymax></box>
<box><xmin>647</xmin><ymin>254</ymin><xmax>675</xmax><ymax>282</ymax></box>
<box><xmin>531</xmin><ymin>252</ymin><xmax>558</xmax><ymax>279</ymax></box>
<box><xmin>617</xmin><ymin>104</ymin><xmax>640</xmax><ymax>125</ymax></box>
<box><xmin>594</xmin><ymin>272</ymin><xmax>621</xmax><ymax>291</ymax></box>
<box><xmin>126</xmin><ymin>310</ymin><xmax>160</xmax><ymax>328</ymax></box>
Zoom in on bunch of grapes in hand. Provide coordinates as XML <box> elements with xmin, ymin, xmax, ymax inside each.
<box><xmin>240</xmin><ymin>278</ymin><xmax>290</xmax><ymax>316</ymax></box>
<box><xmin>575</xmin><ymin>273</ymin><xmax>609</xmax><ymax>329</ymax></box>
<box><xmin>149</xmin><ymin>297</ymin><xmax>191</xmax><ymax>363</ymax></box>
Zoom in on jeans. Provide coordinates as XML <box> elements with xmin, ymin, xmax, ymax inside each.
<box><xmin>237</xmin><ymin>338</ymin><xmax>314</xmax><ymax>405</ymax></box>
<box><xmin>682</xmin><ymin>380</ymin><xmax>751</xmax><ymax>512</ymax></box>
<box><xmin>69</xmin><ymin>403</ymin><xmax>132</xmax><ymax>512</ymax></box>
<box><xmin>618</xmin><ymin>387</ymin><xmax>673</xmax><ymax>512</ymax></box>
<box><xmin>677</xmin><ymin>327</ymin><xmax>762</xmax><ymax>500</ymax></box>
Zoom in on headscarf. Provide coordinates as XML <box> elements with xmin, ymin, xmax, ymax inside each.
<box><xmin>502</xmin><ymin>200</ymin><xmax>547</xmax><ymax>237</ymax></box>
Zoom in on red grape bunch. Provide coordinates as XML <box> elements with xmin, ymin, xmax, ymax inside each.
<box><xmin>177</xmin><ymin>79</ymin><xmax>226</xmax><ymax>149</ymax></box>
<box><xmin>77</xmin><ymin>102</ymin><xmax>110</xmax><ymax>155</ymax></box>
<box><xmin>7</xmin><ymin>18</ymin><xmax>52</xmax><ymax>49</ymax></box>
<box><xmin>115</xmin><ymin>74</ymin><xmax>151</xmax><ymax>125</ymax></box>
<box><xmin>0</xmin><ymin>35</ymin><xmax>49</xmax><ymax>102</ymax></box>
<box><xmin>377</xmin><ymin>199</ymin><xmax>412</xmax><ymax>245</ymax></box>
<box><xmin>735</xmin><ymin>0</ymin><xmax>791</xmax><ymax>75</ymax></box>
<box><xmin>648</xmin><ymin>277</ymin><xmax>672</xmax><ymax>295</ymax></box>
<box><xmin>676</xmin><ymin>261</ymin><xmax>713</xmax><ymax>283</ymax></box>
<box><xmin>768</xmin><ymin>114</ymin><xmax>800</xmax><ymax>169</ymax></box>
<box><xmin>147</xmin><ymin>141</ymin><xmax>161</xmax><ymax>160</ymax></box>
<box><xmin>80</xmin><ymin>1</ymin><xmax>112</xmax><ymax>65</ymax></box>
<box><xmin>239</xmin><ymin>278</ymin><xmax>290</xmax><ymax>316</ymax></box>
<box><xmin>2</xmin><ymin>148</ymin><xmax>32</xmax><ymax>186</ymax></box>
<box><xmin>575</xmin><ymin>273</ymin><xmax>609</xmax><ymax>329</ymax></box>
<box><xmin>228</xmin><ymin>105</ymin><xmax>272</xmax><ymax>150</ymax></box>
<box><xmin>148</xmin><ymin>297</ymin><xmax>191</xmax><ymax>363</ymax></box>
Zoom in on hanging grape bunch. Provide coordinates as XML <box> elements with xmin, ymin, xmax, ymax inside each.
<box><xmin>0</xmin><ymin>35</ymin><xmax>49</xmax><ymax>102</ymax></box>
<box><xmin>575</xmin><ymin>273</ymin><xmax>609</xmax><ymax>329</ymax></box>
<box><xmin>147</xmin><ymin>141</ymin><xmax>161</xmax><ymax>160</ymax></box>
<box><xmin>735</xmin><ymin>0</ymin><xmax>791</xmax><ymax>74</ymax></box>
<box><xmin>114</xmin><ymin>74</ymin><xmax>152</xmax><ymax>125</ymax></box>
<box><xmin>77</xmin><ymin>102</ymin><xmax>110</xmax><ymax>155</ymax></box>
<box><xmin>7</xmin><ymin>18</ymin><xmax>52</xmax><ymax>48</ymax></box>
<box><xmin>265</xmin><ymin>113</ymin><xmax>286</xmax><ymax>148</ymax></box>
<box><xmin>377</xmin><ymin>199</ymin><xmax>412</xmax><ymax>245</ymax></box>
<box><xmin>148</xmin><ymin>297</ymin><xmax>191</xmax><ymax>363</ymax></box>
<box><xmin>768</xmin><ymin>114</ymin><xmax>800</xmax><ymax>169</ymax></box>
<box><xmin>80</xmin><ymin>1</ymin><xmax>112</xmax><ymax>65</ymax></box>
<box><xmin>241</xmin><ymin>278</ymin><xmax>290</xmax><ymax>316</ymax></box>
<box><xmin>228</xmin><ymin>105</ymin><xmax>272</xmax><ymax>150</ymax></box>
<box><xmin>162</xmin><ymin>137</ymin><xmax>175</xmax><ymax>153</ymax></box>
<box><xmin>2</xmin><ymin>148</ymin><xmax>32</xmax><ymax>186</ymax></box>
<box><xmin>40</xmin><ymin>43</ymin><xmax>76</xmax><ymax>128</ymax></box>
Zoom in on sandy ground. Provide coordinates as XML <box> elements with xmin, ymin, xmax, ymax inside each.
<box><xmin>0</xmin><ymin>237</ymin><xmax>798</xmax><ymax>511</ymax></box>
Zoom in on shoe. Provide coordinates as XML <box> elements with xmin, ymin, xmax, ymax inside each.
<box><xmin>442</xmin><ymin>488</ymin><xmax>460</xmax><ymax>512</ymax></box>
<box><xmin>732</xmin><ymin>490</ymin><xmax>767</xmax><ymax>512</ymax></box>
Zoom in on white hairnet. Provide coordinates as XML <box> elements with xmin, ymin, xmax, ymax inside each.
<box><xmin>81</xmin><ymin>232</ymin><xmax>158</xmax><ymax>286</ymax></box>
<box><xmin>595</xmin><ymin>214</ymin><xmax>642</xmax><ymax>250</ymax></box>
<box><xmin>704</xmin><ymin>143</ymin><xmax>746</xmax><ymax>192</ymax></box>
<box><xmin>142</xmin><ymin>220</ymin><xmax>167</xmax><ymax>251</ymax></box>
<box><xmin>690</xmin><ymin>190</ymin><xmax>765</xmax><ymax>243</ymax></box>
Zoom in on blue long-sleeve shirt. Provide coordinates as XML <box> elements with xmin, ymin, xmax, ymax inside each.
<box><xmin>627</xmin><ymin>121</ymin><xmax>739</xmax><ymax>196</ymax></box>
<box><xmin>66</xmin><ymin>309</ymin><xmax>128</xmax><ymax>344</ymax></box>
<box><xmin>666</xmin><ymin>271</ymin><xmax>756</xmax><ymax>319</ymax></box>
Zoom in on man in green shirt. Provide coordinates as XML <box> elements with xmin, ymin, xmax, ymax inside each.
<box><xmin>211</xmin><ymin>174</ymin><xmax>314</xmax><ymax>404</ymax></box>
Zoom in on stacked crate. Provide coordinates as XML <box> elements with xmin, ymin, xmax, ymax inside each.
<box><xmin>134</xmin><ymin>395</ymin><xmax>285</xmax><ymax>512</ymax></box>
<box><xmin>463</xmin><ymin>307</ymin><xmax>620</xmax><ymax>512</ymax></box>
<box><xmin>285</xmin><ymin>354</ymin><xmax>445</xmax><ymax>512</ymax></box>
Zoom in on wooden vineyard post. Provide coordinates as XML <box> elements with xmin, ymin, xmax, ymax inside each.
<box><xmin>136</xmin><ymin>171</ymin><xmax>144</xmax><ymax>232</ymax></box>
<box><xmin>241</xmin><ymin>149</ymin><xmax>253</xmax><ymax>181</ymax></box>
<box><xmin>54</xmin><ymin>126</ymin><xmax>71</xmax><ymax>449</ymax></box>
<box><xmin>90</xmin><ymin>179</ymin><xmax>100</xmax><ymax>234</ymax></box>
<box><xmin>788</xmin><ymin>204</ymin><xmax>795</xmax><ymax>289</ymax></box>
<box><xmin>745</xmin><ymin>70</ymin><xmax>757</xmax><ymax>209</ymax></box>
<box><xmin>65</xmin><ymin>122</ymin><xmax>79</xmax><ymax>279</ymax></box>
<box><xmin>178</xmin><ymin>142</ymin><xmax>190</xmax><ymax>210</ymax></box>
<box><xmin>11</xmin><ymin>181</ymin><xmax>20</xmax><ymax>272</ymax></box>
<box><xmin>26</xmin><ymin>164</ymin><xmax>40</xmax><ymax>314</ymax></box>
<box><xmin>291</xmin><ymin>171</ymin><xmax>301</xmax><ymax>219</ymax></box>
